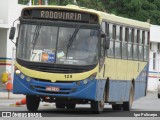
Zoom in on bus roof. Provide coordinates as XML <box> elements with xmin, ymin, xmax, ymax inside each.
<box><xmin>23</xmin><ymin>5</ymin><xmax>150</xmax><ymax>29</ymax></box>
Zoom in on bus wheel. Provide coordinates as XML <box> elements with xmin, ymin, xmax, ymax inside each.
<box><xmin>91</xmin><ymin>90</ymin><xmax>105</xmax><ymax>114</ymax></box>
<box><xmin>112</xmin><ymin>104</ymin><xmax>122</xmax><ymax>110</ymax></box>
<box><xmin>123</xmin><ymin>84</ymin><xmax>134</xmax><ymax>111</ymax></box>
<box><xmin>56</xmin><ymin>103</ymin><xmax>65</xmax><ymax>109</ymax></box>
<box><xmin>66</xmin><ymin>103</ymin><xmax>76</xmax><ymax>109</ymax></box>
<box><xmin>26</xmin><ymin>95</ymin><xmax>40</xmax><ymax>111</ymax></box>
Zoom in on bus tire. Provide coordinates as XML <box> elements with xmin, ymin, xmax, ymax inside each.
<box><xmin>91</xmin><ymin>90</ymin><xmax>106</xmax><ymax>114</ymax></box>
<box><xmin>112</xmin><ymin>104</ymin><xmax>122</xmax><ymax>110</ymax></box>
<box><xmin>66</xmin><ymin>103</ymin><xmax>76</xmax><ymax>109</ymax></box>
<box><xmin>55</xmin><ymin>103</ymin><xmax>65</xmax><ymax>109</ymax></box>
<box><xmin>26</xmin><ymin>95</ymin><xmax>40</xmax><ymax>111</ymax></box>
<box><xmin>158</xmin><ymin>93</ymin><xmax>160</xmax><ymax>99</ymax></box>
<box><xmin>123</xmin><ymin>84</ymin><xmax>134</xmax><ymax>111</ymax></box>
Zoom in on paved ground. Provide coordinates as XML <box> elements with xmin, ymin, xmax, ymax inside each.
<box><xmin>132</xmin><ymin>91</ymin><xmax>160</xmax><ymax>111</ymax></box>
<box><xmin>0</xmin><ymin>91</ymin><xmax>24</xmax><ymax>99</ymax></box>
<box><xmin>0</xmin><ymin>91</ymin><xmax>160</xmax><ymax>118</ymax></box>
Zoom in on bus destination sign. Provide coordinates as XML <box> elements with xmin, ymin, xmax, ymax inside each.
<box><xmin>31</xmin><ymin>9</ymin><xmax>90</xmax><ymax>22</ymax></box>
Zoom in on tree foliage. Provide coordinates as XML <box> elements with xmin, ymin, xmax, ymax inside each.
<box><xmin>18</xmin><ymin>0</ymin><xmax>160</xmax><ymax>25</ymax></box>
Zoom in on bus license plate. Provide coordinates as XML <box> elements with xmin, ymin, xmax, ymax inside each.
<box><xmin>46</xmin><ymin>86</ymin><xmax>60</xmax><ymax>92</ymax></box>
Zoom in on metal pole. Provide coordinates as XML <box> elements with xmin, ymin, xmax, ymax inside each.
<box><xmin>28</xmin><ymin>0</ymin><xmax>32</xmax><ymax>6</ymax></box>
<box><xmin>58</xmin><ymin>0</ymin><xmax>60</xmax><ymax>5</ymax></box>
<box><xmin>11</xmin><ymin>47</ymin><xmax>15</xmax><ymax>85</ymax></box>
<box><xmin>38</xmin><ymin>0</ymin><xmax>42</xmax><ymax>5</ymax></box>
<box><xmin>45</xmin><ymin>0</ymin><xmax>48</xmax><ymax>5</ymax></box>
<box><xmin>73</xmin><ymin>0</ymin><xmax>77</xmax><ymax>5</ymax></box>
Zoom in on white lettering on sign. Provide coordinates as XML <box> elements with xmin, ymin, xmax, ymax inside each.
<box><xmin>41</xmin><ymin>11</ymin><xmax>82</xmax><ymax>21</ymax></box>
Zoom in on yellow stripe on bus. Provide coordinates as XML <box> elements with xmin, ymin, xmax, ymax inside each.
<box><xmin>98</xmin><ymin>58</ymin><xmax>147</xmax><ymax>81</ymax></box>
<box><xmin>15</xmin><ymin>62</ymin><xmax>99</xmax><ymax>82</ymax></box>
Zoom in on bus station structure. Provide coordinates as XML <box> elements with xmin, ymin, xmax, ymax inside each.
<box><xmin>148</xmin><ymin>25</ymin><xmax>160</xmax><ymax>91</ymax></box>
<box><xmin>0</xmin><ymin>0</ymin><xmax>25</xmax><ymax>89</ymax></box>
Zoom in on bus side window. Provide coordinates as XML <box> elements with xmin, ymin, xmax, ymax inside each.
<box><xmin>106</xmin><ymin>23</ymin><xmax>109</xmax><ymax>37</ymax></box>
<box><xmin>101</xmin><ymin>22</ymin><xmax>106</xmax><ymax>58</ymax></box>
<box><xmin>107</xmin><ymin>23</ymin><xmax>114</xmax><ymax>57</ymax></box>
<box><xmin>104</xmin><ymin>22</ymin><xmax>109</xmax><ymax>56</ymax></box>
<box><xmin>113</xmin><ymin>25</ymin><xmax>116</xmax><ymax>40</ymax></box>
<box><xmin>115</xmin><ymin>25</ymin><xmax>121</xmax><ymax>58</ymax></box>
<box><xmin>102</xmin><ymin>22</ymin><xmax>106</xmax><ymax>33</ymax></box>
<box><xmin>122</xmin><ymin>27</ymin><xmax>127</xmax><ymax>59</ymax></box>
<box><xmin>144</xmin><ymin>31</ymin><xmax>149</xmax><ymax>61</ymax></box>
<box><xmin>139</xmin><ymin>30</ymin><xmax>144</xmax><ymax>61</ymax></box>
<box><xmin>128</xmin><ymin>28</ymin><xmax>133</xmax><ymax>59</ymax></box>
<box><xmin>133</xmin><ymin>29</ymin><xmax>138</xmax><ymax>60</ymax></box>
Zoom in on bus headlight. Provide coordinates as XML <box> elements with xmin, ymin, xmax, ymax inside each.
<box><xmin>83</xmin><ymin>79</ymin><xmax>88</xmax><ymax>84</ymax></box>
<box><xmin>20</xmin><ymin>74</ymin><xmax>25</xmax><ymax>79</ymax></box>
<box><xmin>76</xmin><ymin>81</ymin><xmax>81</xmax><ymax>86</ymax></box>
<box><xmin>89</xmin><ymin>73</ymin><xmax>97</xmax><ymax>80</ymax></box>
<box><xmin>15</xmin><ymin>70</ymin><xmax>21</xmax><ymax>75</ymax></box>
<box><xmin>26</xmin><ymin>77</ymin><xmax>31</xmax><ymax>82</ymax></box>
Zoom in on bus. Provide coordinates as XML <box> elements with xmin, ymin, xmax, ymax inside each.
<box><xmin>9</xmin><ymin>5</ymin><xmax>150</xmax><ymax>113</ymax></box>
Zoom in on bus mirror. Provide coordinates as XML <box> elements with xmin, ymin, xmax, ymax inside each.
<box><xmin>105</xmin><ymin>37</ymin><xmax>110</xmax><ymax>49</ymax></box>
<box><xmin>159</xmin><ymin>79</ymin><xmax>160</xmax><ymax>81</ymax></box>
<box><xmin>9</xmin><ymin>27</ymin><xmax>16</xmax><ymax>40</ymax></box>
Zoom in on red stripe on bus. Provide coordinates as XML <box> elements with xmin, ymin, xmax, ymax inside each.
<box><xmin>0</xmin><ymin>63</ymin><xmax>11</xmax><ymax>66</ymax></box>
<box><xmin>148</xmin><ymin>76</ymin><xmax>160</xmax><ymax>78</ymax></box>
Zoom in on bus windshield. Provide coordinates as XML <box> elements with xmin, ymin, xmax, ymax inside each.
<box><xmin>17</xmin><ymin>23</ymin><xmax>99</xmax><ymax>65</ymax></box>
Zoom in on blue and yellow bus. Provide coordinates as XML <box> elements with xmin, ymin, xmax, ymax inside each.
<box><xmin>10</xmin><ymin>5</ymin><xmax>150</xmax><ymax>113</ymax></box>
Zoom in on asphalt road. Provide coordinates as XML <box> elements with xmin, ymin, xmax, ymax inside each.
<box><xmin>0</xmin><ymin>91</ymin><xmax>160</xmax><ymax>117</ymax></box>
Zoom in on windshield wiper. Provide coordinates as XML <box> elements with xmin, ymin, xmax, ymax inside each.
<box><xmin>32</xmin><ymin>23</ymin><xmax>41</xmax><ymax>50</ymax></box>
<box><xmin>66</xmin><ymin>25</ymin><xmax>80</xmax><ymax>58</ymax></box>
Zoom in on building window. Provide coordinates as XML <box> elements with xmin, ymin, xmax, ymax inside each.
<box><xmin>153</xmin><ymin>53</ymin><xmax>156</xmax><ymax>70</ymax></box>
<box><xmin>150</xmin><ymin>42</ymin><xmax>152</xmax><ymax>50</ymax></box>
<box><xmin>158</xmin><ymin>43</ymin><xmax>160</xmax><ymax>51</ymax></box>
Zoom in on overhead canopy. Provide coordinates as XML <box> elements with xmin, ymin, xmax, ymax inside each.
<box><xmin>0</xmin><ymin>24</ymin><xmax>10</xmax><ymax>29</ymax></box>
<box><xmin>150</xmin><ymin>25</ymin><xmax>160</xmax><ymax>42</ymax></box>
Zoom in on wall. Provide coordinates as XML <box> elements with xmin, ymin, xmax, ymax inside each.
<box><xmin>0</xmin><ymin>0</ymin><xmax>9</xmax><ymax>24</ymax></box>
<box><xmin>0</xmin><ymin>0</ymin><xmax>26</xmax><ymax>90</ymax></box>
<box><xmin>150</xmin><ymin>25</ymin><xmax>160</xmax><ymax>43</ymax></box>
<box><xmin>148</xmin><ymin>25</ymin><xmax>160</xmax><ymax>91</ymax></box>
<box><xmin>0</xmin><ymin>29</ymin><xmax>8</xmax><ymax>87</ymax></box>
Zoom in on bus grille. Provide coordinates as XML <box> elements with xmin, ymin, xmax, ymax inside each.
<box><xmin>17</xmin><ymin>59</ymin><xmax>96</xmax><ymax>74</ymax></box>
<box><xmin>31</xmin><ymin>85</ymin><xmax>76</xmax><ymax>95</ymax></box>
<box><xmin>27</xmin><ymin>65</ymin><xmax>85</xmax><ymax>73</ymax></box>
<box><xmin>30</xmin><ymin>79</ymin><xmax>77</xmax><ymax>95</ymax></box>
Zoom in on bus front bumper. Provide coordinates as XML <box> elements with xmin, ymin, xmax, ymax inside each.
<box><xmin>13</xmin><ymin>73</ymin><xmax>97</xmax><ymax>101</ymax></box>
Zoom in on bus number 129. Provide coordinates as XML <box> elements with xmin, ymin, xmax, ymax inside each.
<box><xmin>64</xmin><ymin>75</ymin><xmax>72</xmax><ymax>78</ymax></box>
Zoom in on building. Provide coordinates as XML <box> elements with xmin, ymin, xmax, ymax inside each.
<box><xmin>0</xmin><ymin>0</ymin><xmax>25</xmax><ymax>90</ymax></box>
<box><xmin>148</xmin><ymin>25</ymin><xmax>160</xmax><ymax>91</ymax></box>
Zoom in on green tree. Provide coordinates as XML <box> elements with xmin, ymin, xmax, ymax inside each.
<box><xmin>18</xmin><ymin>0</ymin><xmax>29</xmax><ymax>4</ymax></box>
<box><xmin>18</xmin><ymin>0</ymin><xmax>160</xmax><ymax>25</ymax></box>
